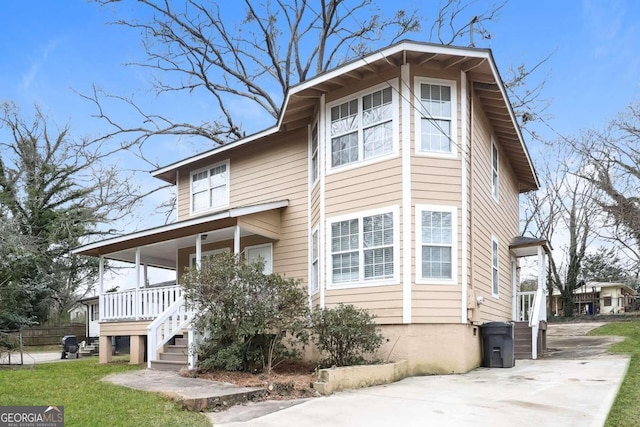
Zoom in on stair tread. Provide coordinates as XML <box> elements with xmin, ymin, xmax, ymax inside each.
<box><xmin>151</xmin><ymin>360</ymin><xmax>187</xmax><ymax>365</ymax></box>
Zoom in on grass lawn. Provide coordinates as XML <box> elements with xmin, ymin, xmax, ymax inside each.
<box><xmin>589</xmin><ymin>322</ymin><xmax>640</xmax><ymax>427</ymax></box>
<box><xmin>0</xmin><ymin>358</ymin><xmax>210</xmax><ymax>427</ymax></box>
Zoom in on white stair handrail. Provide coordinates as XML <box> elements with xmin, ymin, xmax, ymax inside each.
<box><xmin>146</xmin><ymin>296</ymin><xmax>194</xmax><ymax>368</ymax></box>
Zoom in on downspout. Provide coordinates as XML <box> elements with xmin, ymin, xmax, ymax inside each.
<box><xmin>468</xmin><ymin>82</ymin><xmax>476</xmax><ymax>322</ymax></box>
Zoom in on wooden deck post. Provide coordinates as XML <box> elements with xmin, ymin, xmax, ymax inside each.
<box><xmin>99</xmin><ymin>335</ymin><xmax>112</xmax><ymax>364</ymax></box>
<box><xmin>130</xmin><ymin>335</ymin><xmax>145</xmax><ymax>365</ymax></box>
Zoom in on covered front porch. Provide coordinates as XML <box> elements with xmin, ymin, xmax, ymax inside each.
<box><xmin>72</xmin><ymin>200</ymin><xmax>288</xmax><ymax>368</ymax></box>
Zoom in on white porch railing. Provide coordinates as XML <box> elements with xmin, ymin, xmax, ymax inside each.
<box><xmin>528</xmin><ymin>287</ymin><xmax>547</xmax><ymax>359</ymax></box>
<box><xmin>516</xmin><ymin>291</ymin><xmax>536</xmax><ymax>322</ymax></box>
<box><xmin>146</xmin><ymin>296</ymin><xmax>195</xmax><ymax>368</ymax></box>
<box><xmin>100</xmin><ymin>285</ymin><xmax>183</xmax><ymax>322</ymax></box>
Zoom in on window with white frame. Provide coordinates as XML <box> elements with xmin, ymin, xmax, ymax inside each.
<box><xmin>492</xmin><ymin>140</ymin><xmax>499</xmax><ymax>200</ymax></box>
<box><xmin>418</xmin><ymin>207</ymin><xmax>455</xmax><ymax>281</ymax></box>
<box><xmin>310</xmin><ymin>229</ymin><xmax>319</xmax><ymax>293</ymax></box>
<box><xmin>310</xmin><ymin>122</ymin><xmax>319</xmax><ymax>184</ymax></box>
<box><xmin>191</xmin><ymin>161</ymin><xmax>229</xmax><ymax>213</ymax></box>
<box><xmin>416</xmin><ymin>79</ymin><xmax>456</xmax><ymax>155</ymax></box>
<box><xmin>330</xmin><ymin>209</ymin><xmax>397</xmax><ymax>286</ymax></box>
<box><xmin>492</xmin><ymin>237</ymin><xmax>499</xmax><ymax>297</ymax></box>
<box><xmin>189</xmin><ymin>248</ymin><xmax>229</xmax><ymax>268</ymax></box>
<box><xmin>329</xmin><ymin>85</ymin><xmax>395</xmax><ymax>168</ymax></box>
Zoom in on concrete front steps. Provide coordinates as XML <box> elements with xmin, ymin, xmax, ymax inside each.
<box><xmin>79</xmin><ymin>341</ymin><xmax>99</xmax><ymax>357</ymax></box>
<box><xmin>149</xmin><ymin>335</ymin><xmax>189</xmax><ymax>371</ymax></box>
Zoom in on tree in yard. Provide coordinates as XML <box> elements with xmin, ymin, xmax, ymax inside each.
<box><xmin>580</xmin><ymin>246</ymin><xmax>630</xmax><ymax>284</ymax></box>
<box><xmin>575</xmin><ymin>103</ymin><xmax>640</xmax><ymax>263</ymax></box>
<box><xmin>87</xmin><ymin>0</ymin><xmax>516</xmax><ymax>153</ymax></box>
<box><xmin>0</xmin><ymin>102</ymin><xmax>141</xmax><ymax>327</ymax></box>
<box><xmin>521</xmin><ymin>145</ymin><xmax>600</xmax><ymax>317</ymax></box>
<box><xmin>181</xmin><ymin>251</ymin><xmax>309</xmax><ymax>374</ymax></box>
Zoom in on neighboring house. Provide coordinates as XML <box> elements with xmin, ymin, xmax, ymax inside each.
<box><xmin>551</xmin><ymin>282</ymin><xmax>637</xmax><ymax>316</ymax></box>
<box><xmin>79</xmin><ymin>295</ymin><xmax>100</xmax><ymax>341</ymax></box>
<box><xmin>67</xmin><ymin>304</ymin><xmax>85</xmax><ymax>322</ymax></box>
<box><xmin>72</xmin><ymin>40</ymin><xmax>548</xmax><ymax>374</ymax></box>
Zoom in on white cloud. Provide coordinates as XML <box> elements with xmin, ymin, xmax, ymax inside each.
<box><xmin>21</xmin><ymin>38</ymin><xmax>62</xmax><ymax>91</ymax></box>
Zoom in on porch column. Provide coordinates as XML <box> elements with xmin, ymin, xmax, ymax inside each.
<box><xmin>98</xmin><ymin>256</ymin><xmax>105</xmax><ymax>321</ymax></box>
<box><xmin>196</xmin><ymin>233</ymin><xmax>203</xmax><ymax>268</ymax></box>
<box><xmin>234</xmin><ymin>225</ymin><xmax>241</xmax><ymax>255</ymax></box>
<box><xmin>537</xmin><ymin>246</ymin><xmax>547</xmax><ymax>321</ymax></box>
<box><xmin>143</xmin><ymin>265</ymin><xmax>148</xmax><ymax>288</ymax></box>
<box><xmin>130</xmin><ymin>335</ymin><xmax>145</xmax><ymax>365</ymax></box>
<box><xmin>135</xmin><ymin>247</ymin><xmax>141</xmax><ymax>320</ymax></box>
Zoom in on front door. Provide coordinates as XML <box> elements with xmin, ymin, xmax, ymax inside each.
<box><xmin>245</xmin><ymin>244</ymin><xmax>273</xmax><ymax>274</ymax></box>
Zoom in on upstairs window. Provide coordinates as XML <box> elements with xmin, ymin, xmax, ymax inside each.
<box><xmin>191</xmin><ymin>161</ymin><xmax>229</xmax><ymax>213</ymax></box>
<box><xmin>416</xmin><ymin>78</ymin><xmax>457</xmax><ymax>156</ymax></box>
<box><xmin>311</xmin><ymin>122</ymin><xmax>319</xmax><ymax>184</ymax></box>
<box><xmin>329</xmin><ymin>85</ymin><xmax>395</xmax><ymax>169</ymax></box>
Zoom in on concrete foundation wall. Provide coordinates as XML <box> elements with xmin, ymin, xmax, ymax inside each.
<box><xmin>376</xmin><ymin>323</ymin><xmax>481</xmax><ymax>374</ymax></box>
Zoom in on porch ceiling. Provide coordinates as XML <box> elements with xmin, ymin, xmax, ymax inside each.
<box><xmin>72</xmin><ymin>200</ymin><xmax>288</xmax><ymax>268</ymax></box>
<box><xmin>510</xmin><ymin>236</ymin><xmax>552</xmax><ymax>258</ymax></box>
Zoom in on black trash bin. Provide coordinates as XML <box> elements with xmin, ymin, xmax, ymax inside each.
<box><xmin>61</xmin><ymin>335</ymin><xmax>79</xmax><ymax>359</ymax></box>
<box><xmin>481</xmin><ymin>322</ymin><xmax>515</xmax><ymax>368</ymax></box>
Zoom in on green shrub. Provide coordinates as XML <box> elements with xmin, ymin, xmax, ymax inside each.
<box><xmin>311</xmin><ymin>304</ymin><xmax>384</xmax><ymax>367</ymax></box>
<box><xmin>181</xmin><ymin>252</ymin><xmax>309</xmax><ymax>373</ymax></box>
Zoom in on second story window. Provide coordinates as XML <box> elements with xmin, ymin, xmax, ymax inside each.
<box><xmin>329</xmin><ymin>85</ymin><xmax>395</xmax><ymax>169</ymax></box>
<box><xmin>191</xmin><ymin>161</ymin><xmax>229</xmax><ymax>213</ymax></box>
<box><xmin>311</xmin><ymin>122</ymin><xmax>319</xmax><ymax>184</ymax></box>
<box><xmin>492</xmin><ymin>140</ymin><xmax>499</xmax><ymax>201</ymax></box>
<box><xmin>416</xmin><ymin>78</ymin><xmax>457</xmax><ymax>157</ymax></box>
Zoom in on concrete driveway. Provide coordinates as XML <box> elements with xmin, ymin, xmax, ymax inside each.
<box><xmin>212</xmin><ymin>322</ymin><xmax>629</xmax><ymax>427</ymax></box>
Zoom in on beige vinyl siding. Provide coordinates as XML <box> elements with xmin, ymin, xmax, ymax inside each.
<box><xmin>174</xmin><ymin>128</ymin><xmax>309</xmax><ymax>284</ymax></box>
<box><xmin>410</xmin><ymin>67</ymin><xmax>463</xmax><ymax>324</ymax></box>
<box><xmin>325</xmin><ymin>285</ymin><xmax>403</xmax><ymax>323</ymax></box>
<box><xmin>469</xmin><ymin>95</ymin><xmax>520</xmax><ymax>322</ymax></box>
<box><xmin>232</xmin><ymin>130</ymin><xmax>308</xmax><ymax>281</ymax></box>
<box><xmin>325</xmin><ymin>158</ymin><xmax>402</xmax><ymax>216</ymax></box>
<box><xmin>310</xmin><ymin>184</ymin><xmax>320</xmax><ymax>231</ymax></box>
<box><xmin>238</xmin><ymin>210</ymin><xmax>281</xmax><ymax>240</ymax></box>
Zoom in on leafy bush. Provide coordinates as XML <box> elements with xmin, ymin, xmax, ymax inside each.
<box><xmin>181</xmin><ymin>252</ymin><xmax>309</xmax><ymax>373</ymax></box>
<box><xmin>311</xmin><ymin>304</ymin><xmax>384</xmax><ymax>367</ymax></box>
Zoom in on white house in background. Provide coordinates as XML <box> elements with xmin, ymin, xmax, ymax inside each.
<box><xmin>72</xmin><ymin>40</ymin><xmax>549</xmax><ymax>373</ymax></box>
<box><xmin>551</xmin><ymin>282</ymin><xmax>637</xmax><ymax>316</ymax></box>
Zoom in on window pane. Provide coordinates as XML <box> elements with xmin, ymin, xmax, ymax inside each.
<box><xmin>421</xmin><ymin>118</ymin><xmax>451</xmax><ymax>153</ymax></box>
<box><xmin>363</xmin><ymin>121</ymin><xmax>392</xmax><ymax>159</ymax></box>
<box><xmin>422</xmin><ymin>246</ymin><xmax>452</xmax><ymax>279</ymax></box>
<box><xmin>331</xmin><ymin>133</ymin><xmax>358</xmax><ymax>167</ymax></box>
<box><xmin>192</xmin><ymin>191</ymin><xmax>208</xmax><ymax>212</ymax></box>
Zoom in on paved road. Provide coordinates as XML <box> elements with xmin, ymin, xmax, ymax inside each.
<box><xmin>211</xmin><ymin>322</ymin><xmax>628</xmax><ymax>427</ymax></box>
<box><xmin>1</xmin><ymin>351</ymin><xmax>83</xmax><ymax>365</ymax></box>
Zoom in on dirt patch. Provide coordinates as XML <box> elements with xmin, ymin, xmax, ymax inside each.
<box><xmin>185</xmin><ymin>360</ymin><xmax>320</xmax><ymax>400</ymax></box>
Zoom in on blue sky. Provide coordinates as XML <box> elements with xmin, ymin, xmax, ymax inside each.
<box><xmin>2</xmin><ymin>0</ymin><xmax>637</xmax><ymax>288</ymax></box>
<box><xmin>2</xmin><ymin>0</ymin><xmax>639</xmax><ymax>161</ymax></box>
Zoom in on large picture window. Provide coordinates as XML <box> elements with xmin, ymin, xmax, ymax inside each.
<box><xmin>329</xmin><ymin>208</ymin><xmax>398</xmax><ymax>287</ymax></box>
<box><xmin>191</xmin><ymin>161</ymin><xmax>229</xmax><ymax>213</ymax></box>
<box><xmin>329</xmin><ymin>84</ymin><xmax>397</xmax><ymax>169</ymax></box>
<box><xmin>417</xmin><ymin>205</ymin><xmax>457</xmax><ymax>284</ymax></box>
<box><xmin>415</xmin><ymin>78</ymin><xmax>457</xmax><ymax>157</ymax></box>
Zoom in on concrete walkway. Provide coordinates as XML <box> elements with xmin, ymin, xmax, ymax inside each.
<box><xmin>102</xmin><ymin>370</ymin><xmax>267</xmax><ymax>411</ymax></box>
<box><xmin>210</xmin><ymin>322</ymin><xmax>628</xmax><ymax>427</ymax></box>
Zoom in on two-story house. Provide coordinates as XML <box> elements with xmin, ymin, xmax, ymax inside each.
<box><xmin>72</xmin><ymin>40</ymin><xmax>549</xmax><ymax>374</ymax></box>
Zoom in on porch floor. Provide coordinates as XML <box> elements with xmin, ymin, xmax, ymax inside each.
<box><xmin>102</xmin><ymin>369</ymin><xmax>268</xmax><ymax>411</ymax></box>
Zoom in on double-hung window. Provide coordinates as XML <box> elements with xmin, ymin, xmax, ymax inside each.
<box><xmin>492</xmin><ymin>237</ymin><xmax>499</xmax><ymax>297</ymax></box>
<box><xmin>492</xmin><ymin>140</ymin><xmax>499</xmax><ymax>201</ymax></box>
<box><xmin>191</xmin><ymin>161</ymin><xmax>229</xmax><ymax>213</ymax></box>
<box><xmin>416</xmin><ymin>78</ymin><xmax>457</xmax><ymax>156</ymax></box>
<box><xmin>417</xmin><ymin>205</ymin><xmax>457</xmax><ymax>284</ymax></box>
<box><xmin>310</xmin><ymin>122</ymin><xmax>319</xmax><ymax>184</ymax></box>
<box><xmin>329</xmin><ymin>84</ymin><xmax>396</xmax><ymax>169</ymax></box>
<box><xmin>310</xmin><ymin>228</ymin><xmax>319</xmax><ymax>294</ymax></box>
<box><xmin>329</xmin><ymin>208</ymin><xmax>398</xmax><ymax>286</ymax></box>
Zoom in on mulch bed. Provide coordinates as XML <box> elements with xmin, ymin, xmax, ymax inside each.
<box><xmin>186</xmin><ymin>360</ymin><xmax>321</xmax><ymax>400</ymax></box>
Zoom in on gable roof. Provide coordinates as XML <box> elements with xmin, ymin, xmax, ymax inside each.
<box><xmin>152</xmin><ymin>40</ymin><xmax>538</xmax><ymax>192</ymax></box>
